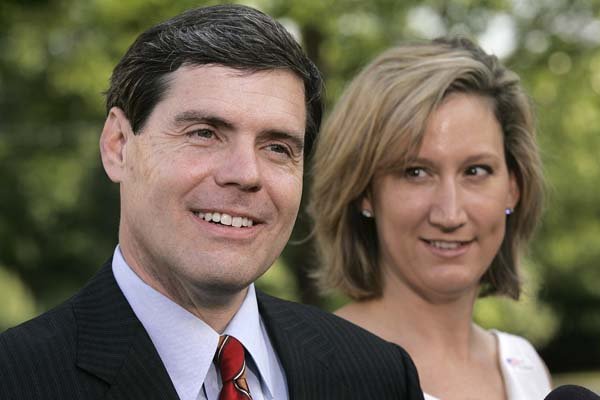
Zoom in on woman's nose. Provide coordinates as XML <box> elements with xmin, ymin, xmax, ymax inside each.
<box><xmin>428</xmin><ymin>179</ymin><xmax>467</xmax><ymax>231</ymax></box>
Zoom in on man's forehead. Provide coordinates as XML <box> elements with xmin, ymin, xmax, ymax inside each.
<box><xmin>171</xmin><ymin>64</ymin><xmax>304</xmax><ymax>88</ymax></box>
<box><xmin>151</xmin><ymin>65</ymin><xmax>307</xmax><ymax>135</ymax></box>
<box><xmin>157</xmin><ymin>65</ymin><xmax>305</xmax><ymax>110</ymax></box>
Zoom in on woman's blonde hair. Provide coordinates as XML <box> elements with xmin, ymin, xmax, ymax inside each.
<box><xmin>309</xmin><ymin>37</ymin><xmax>544</xmax><ymax>301</ymax></box>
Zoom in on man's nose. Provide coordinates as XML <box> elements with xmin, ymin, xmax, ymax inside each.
<box><xmin>428</xmin><ymin>178</ymin><xmax>467</xmax><ymax>232</ymax></box>
<box><xmin>214</xmin><ymin>142</ymin><xmax>262</xmax><ymax>192</ymax></box>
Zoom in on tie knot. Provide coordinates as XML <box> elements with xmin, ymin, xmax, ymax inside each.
<box><xmin>216</xmin><ymin>335</ymin><xmax>246</xmax><ymax>383</ymax></box>
<box><xmin>215</xmin><ymin>335</ymin><xmax>252</xmax><ymax>399</ymax></box>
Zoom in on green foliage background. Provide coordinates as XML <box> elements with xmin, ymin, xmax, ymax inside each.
<box><xmin>1</xmin><ymin>0</ymin><xmax>599</xmax><ymax>373</ymax></box>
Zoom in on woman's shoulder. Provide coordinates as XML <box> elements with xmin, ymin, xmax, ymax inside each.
<box><xmin>492</xmin><ymin>329</ymin><xmax>542</xmax><ymax>359</ymax></box>
<box><xmin>491</xmin><ymin>329</ymin><xmax>552</xmax><ymax>398</ymax></box>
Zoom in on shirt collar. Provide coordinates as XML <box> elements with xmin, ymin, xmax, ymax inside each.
<box><xmin>111</xmin><ymin>246</ymin><xmax>276</xmax><ymax>400</ymax></box>
<box><xmin>223</xmin><ymin>284</ymin><xmax>276</xmax><ymax>399</ymax></box>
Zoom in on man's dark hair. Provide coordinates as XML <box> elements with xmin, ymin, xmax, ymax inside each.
<box><xmin>106</xmin><ymin>4</ymin><xmax>323</xmax><ymax>155</ymax></box>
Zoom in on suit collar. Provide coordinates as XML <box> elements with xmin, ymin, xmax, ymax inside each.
<box><xmin>113</xmin><ymin>247</ymin><xmax>282</xmax><ymax>400</ymax></box>
<box><xmin>72</xmin><ymin>261</ymin><xmax>179</xmax><ymax>399</ymax></box>
<box><xmin>72</xmin><ymin>262</ymin><xmax>349</xmax><ymax>399</ymax></box>
<box><xmin>256</xmin><ymin>291</ymin><xmax>350</xmax><ymax>398</ymax></box>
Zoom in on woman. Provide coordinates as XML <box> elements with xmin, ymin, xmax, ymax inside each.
<box><xmin>309</xmin><ymin>37</ymin><xmax>551</xmax><ymax>400</ymax></box>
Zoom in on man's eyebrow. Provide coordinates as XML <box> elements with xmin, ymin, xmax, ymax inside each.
<box><xmin>173</xmin><ymin>110</ymin><xmax>304</xmax><ymax>151</ymax></box>
<box><xmin>173</xmin><ymin>110</ymin><xmax>234</xmax><ymax>130</ymax></box>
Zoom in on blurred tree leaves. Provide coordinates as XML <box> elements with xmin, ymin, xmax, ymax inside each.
<box><xmin>0</xmin><ymin>265</ymin><xmax>37</xmax><ymax>329</ymax></box>
<box><xmin>1</xmin><ymin>0</ymin><xmax>599</xmax><ymax>372</ymax></box>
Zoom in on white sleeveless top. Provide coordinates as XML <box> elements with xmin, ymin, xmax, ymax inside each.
<box><xmin>424</xmin><ymin>330</ymin><xmax>551</xmax><ymax>400</ymax></box>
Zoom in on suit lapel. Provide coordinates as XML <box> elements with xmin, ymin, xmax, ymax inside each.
<box><xmin>257</xmin><ymin>291</ymin><xmax>351</xmax><ymax>399</ymax></box>
<box><xmin>72</xmin><ymin>264</ymin><xmax>353</xmax><ymax>399</ymax></box>
<box><xmin>73</xmin><ymin>261</ymin><xmax>179</xmax><ymax>400</ymax></box>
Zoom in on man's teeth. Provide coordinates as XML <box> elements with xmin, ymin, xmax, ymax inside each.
<box><xmin>196</xmin><ymin>212</ymin><xmax>254</xmax><ymax>227</ymax></box>
<box><xmin>429</xmin><ymin>240</ymin><xmax>463</xmax><ymax>250</ymax></box>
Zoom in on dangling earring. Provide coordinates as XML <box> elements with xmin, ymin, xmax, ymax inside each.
<box><xmin>505</xmin><ymin>207</ymin><xmax>514</xmax><ymax>215</ymax></box>
<box><xmin>361</xmin><ymin>209</ymin><xmax>373</xmax><ymax>218</ymax></box>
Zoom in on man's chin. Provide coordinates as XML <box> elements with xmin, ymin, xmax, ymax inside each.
<box><xmin>182</xmin><ymin>277</ymin><xmax>254</xmax><ymax>307</ymax></box>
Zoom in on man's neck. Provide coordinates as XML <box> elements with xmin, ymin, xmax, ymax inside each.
<box><xmin>119</xmin><ymin>244</ymin><xmax>248</xmax><ymax>333</ymax></box>
<box><xmin>167</xmin><ymin>283</ymin><xmax>249</xmax><ymax>333</ymax></box>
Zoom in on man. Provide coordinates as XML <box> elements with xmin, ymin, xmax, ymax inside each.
<box><xmin>0</xmin><ymin>5</ymin><xmax>423</xmax><ymax>400</ymax></box>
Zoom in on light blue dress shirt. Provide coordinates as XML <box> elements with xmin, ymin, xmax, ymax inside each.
<box><xmin>112</xmin><ymin>246</ymin><xmax>288</xmax><ymax>400</ymax></box>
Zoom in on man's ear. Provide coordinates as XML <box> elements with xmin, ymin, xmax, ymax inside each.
<box><xmin>99</xmin><ymin>107</ymin><xmax>134</xmax><ymax>183</ymax></box>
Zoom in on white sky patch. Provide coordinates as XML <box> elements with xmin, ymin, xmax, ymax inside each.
<box><xmin>510</xmin><ymin>0</ymin><xmax>540</xmax><ymax>20</ymax></box>
<box><xmin>278</xmin><ymin>17</ymin><xmax>302</xmax><ymax>44</ymax></box>
<box><xmin>551</xmin><ymin>11</ymin><xmax>600</xmax><ymax>45</ymax></box>
<box><xmin>478</xmin><ymin>13</ymin><xmax>517</xmax><ymax>59</ymax></box>
<box><xmin>580</xmin><ymin>19</ymin><xmax>600</xmax><ymax>45</ymax></box>
<box><xmin>406</xmin><ymin>6</ymin><xmax>447</xmax><ymax>39</ymax></box>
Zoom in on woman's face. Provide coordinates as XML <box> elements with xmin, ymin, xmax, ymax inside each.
<box><xmin>363</xmin><ymin>93</ymin><xmax>519</xmax><ymax>302</ymax></box>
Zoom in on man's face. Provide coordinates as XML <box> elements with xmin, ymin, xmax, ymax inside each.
<box><xmin>101</xmin><ymin>65</ymin><xmax>306</xmax><ymax>305</ymax></box>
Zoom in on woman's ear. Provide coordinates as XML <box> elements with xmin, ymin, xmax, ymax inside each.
<box><xmin>360</xmin><ymin>190</ymin><xmax>374</xmax><ymax>218</ymax></box>
<box><xmin>99</xmin><ymin>107</ymin><xmax>134</xmax><ymax>183</ymax></box>
<box><xmin>508</xmin><ymin>172</ymin><xmax>520</xmax><ymax>210</ymax></box>
<box><xmin>361</xmin><ymin>197</ymin><xmax>373</xmax><ymax>212</ymax></box>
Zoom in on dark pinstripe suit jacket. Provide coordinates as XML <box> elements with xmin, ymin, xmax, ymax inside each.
<box><xmin>0</xmin><ymin>261</ymin><xmax>424</xmax><ymax>399</ymax></box>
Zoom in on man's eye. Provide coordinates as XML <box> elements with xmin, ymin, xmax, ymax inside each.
<box><xmin>267</xmin><ymin>143</ymin><xmax>291</xmax><ymax>156</ymax></box>
<box><xmin>186</xmin><ymin>129</ymin><xmax>215</xmax><ymax>139</ymax></box>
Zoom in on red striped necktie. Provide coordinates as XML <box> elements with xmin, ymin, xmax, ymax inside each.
<box><xmin>215</xmin><ymin>335</ymin><xmax>252</xmax><ymax>400</ymax></box>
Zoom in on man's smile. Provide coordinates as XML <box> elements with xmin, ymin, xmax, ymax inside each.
<box><xmin>194</xmin><ymin>211</ymin><xmax>255</xmax><ymax>228</ymax></box>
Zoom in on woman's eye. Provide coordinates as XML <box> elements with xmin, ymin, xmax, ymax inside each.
<box><xmin>404</xmin><ymin>167</ymin><xmax>426</xmax><ymax>178</ymax></box>
<box><xmin>465</xmin><ymin>165</ymin><xmax>492</xmax><ymax>176</ymax></box>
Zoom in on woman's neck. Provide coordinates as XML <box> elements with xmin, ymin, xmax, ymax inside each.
<box><xmin>335</xmin><ymin>277</ymin><xmax>504</xmax><ymax>400</ymax></box>
<box><xmin>338</xmin><ymin>289</ymin><xmax>479</xmax><ymax>358</ymax></box>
